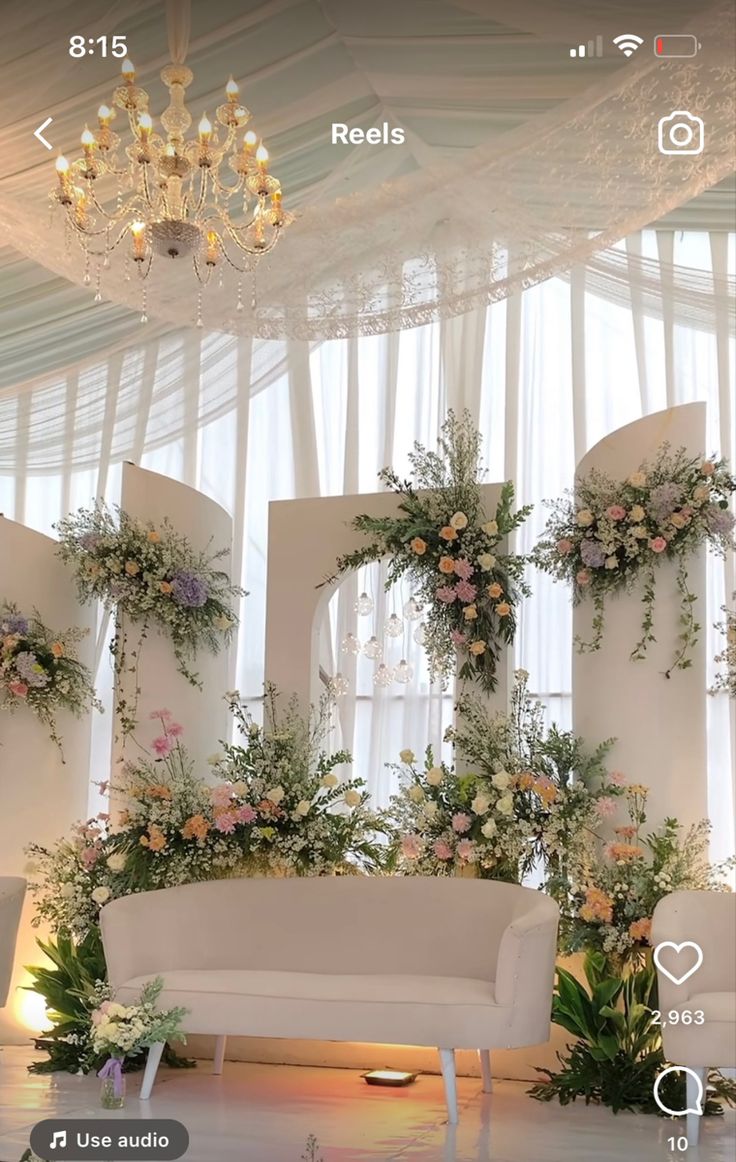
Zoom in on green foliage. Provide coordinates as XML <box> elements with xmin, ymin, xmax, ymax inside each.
<box><xmin>530</xmin><ymin>951</ymin><xmax>736</xmax><ymax>1115</ymax></box>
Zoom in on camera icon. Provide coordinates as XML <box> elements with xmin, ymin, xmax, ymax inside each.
<box><xmin>657</xmin><ymin>110</ymin><xmax>704</xmax><ymax>155</ymax></box>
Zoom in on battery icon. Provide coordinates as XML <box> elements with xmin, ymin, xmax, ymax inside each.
<box><xmin>654</xmin><ymin>34</ymin><xmax>700</xmax><ymax>57</ymax></box>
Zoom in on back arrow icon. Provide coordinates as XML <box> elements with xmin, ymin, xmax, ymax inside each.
<box><xmin>34</xmin><ymin>117</ymin><xmax>53</xmax><ymax>149</ymax></box>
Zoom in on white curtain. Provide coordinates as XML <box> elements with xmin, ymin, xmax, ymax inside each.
<box><xmin>1</xmin><ymin>229</ymin><xmax>733</xmax><ymax>857</ymax></box>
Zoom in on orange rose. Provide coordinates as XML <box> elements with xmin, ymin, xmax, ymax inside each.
<box><xmin>495</xmin><ymin>602</ymin><xmax>511</xmax><ymax>617</ymax></box>
<box><xmin>439</xmin><ymin>526</ymin><xmax>458</xmax><ymax>541</ymax></box>
<box><xmin>410</xmin><ymin>537</ymin><xmax>427</xmax><ymax>555</ymax></box>
<box><xmin>438</xmin><ymin>556</ymin><xmax>456</xmax><ymax>574</ymax></box>
<box><xmin>487</xmin><ymin>582</ymin><xmax>503</xmax><ymax>599</ymax></box>
<box><xmin>469</xmin><ymin>640</ymin><xmax>486</xmax><ymax>656</ymax></box>
<box><xmin>125</xmin><ymin>561</ymin><xmax>140</xmax><ymax>576</ymax></box>
<box><xmin>159</xmin><ymin>581</ymin><xmax>173</xmax><ymax>595</ymax></box>
<box><xmin>147</xmin><ymin>530</ymin><xmax>161</xmax><ymax>543</ymax></box>
<box><xmin>51</xmin><ymin>642</ymin><xmax>64</xmax><ymax>658</ymax></box>
<box><xmin>629</xmin><ymin>917</ymin><xmax>652</xmax><ymax>943</ymax></box>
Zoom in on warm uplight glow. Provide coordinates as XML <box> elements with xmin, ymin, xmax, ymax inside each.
<box><xmin>226</xmin><ymin>76</ymin><xmax>239</xmax><ymax>99</ymax></box>
<box><xmin>55</xmin><ymin>154</ymin><xmax>69</xmax><ymax>173</ymax></box>
<box><xmin>363</xmin><ymin>1070</ymin><xmax>417</xmax><ymax>1087</ymax></box>
<box><xmin>130</xmin><ymin>221</ymin><xmax>146</xmax><ymax>236</ymax></box>
<box><xmin>198</xmin><ymin>113</ymin><xmax>212</xmax><ymax>141</ymax></box>
<box><xmin>121</xmin><ymin>58</ymin><xmax>135</xmax><ymax>79</ymax></box>
<box><xmin>13</xmin><ymin>987</ymin><xmax>52</xmax><ymax>1035</ymax></box>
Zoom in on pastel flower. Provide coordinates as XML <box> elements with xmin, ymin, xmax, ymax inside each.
<box><xmin>151</xmin><ymin>735</ymin><xmax>173</xmax><ymax>758</ymax></box>
<box><xmin>426</xmin><ymin>766</ymin><xmax>443</xmax><ymax>786</ymax></box>
<box><xmin>266</xmin><ymin>786</ymin><xmax>285</xmax><ymax>804</ymax></box>
<box><xmin>439</xmin><ymin>556</ymin><xmax>456</xmax><ymax>574</ymax></box>
<box><xmin>450</xmin><ymin>512</ymin><xmax>468</xmax><ymax>530</ymax></box>
<box><xmin>237</xmin><ymin>804</ymin><xmax>257</xmax><ymax>824</ymax></box>
<box><xmin>410</xmin><ymin>537</ymin><xmax>427</xmax><ymax>555</ymax></box>
<box><xmin>469</xmin><ymin>640</ymin><xmax>486</xmax><ymax>656</ymax></box>
<box><xmin>606</xmin><ymin>505</ymin><xmax>627</xmax><ymax>521</ymax></box>
<box><xmin>629</xmin><ymin>505</ymin><xmax>646</xmax><ymax>522</ymax></box>
<box><xmin>150</xmin><ymin>708</ymin><xmax>172</xmax><ymax>721</ymax></box>
<box><xmin>91</xmin><ymin>886</ymin><xmax>111</xmax><ymax>905</ymax></box>
<box><xmin>482</xmin><ymin>520</ymin><xmax>498</xmax><ymax>536</ymax></box>
<box><xmin>477</xmin><ymin>553</ymin><xmax>496</xmax><ymax>571</ymax></box>
<box><xmin>124</xmin><ymin>561</ymin><xmax>140</xmax><ymax>576</ymax></box>
<box><xmin>436</xmin><ymin>585</ymin><xmax>458</xmax><ymax>603</ymax></box>
<box><xmin>628</xmin><ymin>471</ymin><xmax>647</xmax><ymax>488</ymax></box>
<box><xmin>471</xmin><ymin>792</ymin><xmax>492</xmax><ymax>815</ymax></box>
<box><xmin>321</xmin><ymin>773</ymin><xmax>339</xmax><ymax>787</ymax></box>
<box><xmin>181</xmin><ymin>815</ymin><xmax>210</xmax><ymax>841</ymax></box>
<box><xmin>608</xmin><ymin>770</ymin><xmax>627</xmax><ymax>786</ymax></box>
<box><xmin>408</xmin><ymin>784</ymin><xmax>425</xmax><ymax>804</ymax></box>
<box><xmin>215</xmin><ymin>811</ymin><xmax>237</xmax><ymax>834</ymax></box>
<box><xmin>463</xmin><ymin>604</ymin><xmax>478</xmax><ymax>621</ymax></box>
<box><xmin>481</xmin><ymin>819</ymin><xmax>497</xmax><ymax>839</ymax></box>
<box><xmin>8</xmin><ymin>681</ymin><xmax>28</xmax><ymax>698</ymax></box>
<box><xmin>604</xmin><ymin>842</ymin><xmax>644</xmax><ymax>862</ymax></box>
<box><xmin>159</xmin><ymin>581</ymin><xmax>173</xmax><ymax>595</ymax></box>
<box><xmin>456</xmin><ymin>839</ymin><xmax>476</xmax><ymax>862</ymax></box>
<box><xmin>629</xmin><ymin>918</ymin><xmax>653</xmax><ymax>943</ymax></box>
<box><xmin>51</xmin><ymin>641</ymin><xmax>65</xmax><ymax>658</ymax></box>
<box><xmin>670</xmin><ymin>512</ymin><xmax>686</xmax><ymax>529</ymax></box>
<box><xmin>451</xmin><ymin>812</ymin><xmax>472</xmax><ymax>834</ymax></box>
<box><xmin>450</xmin><ymin>629</ymin><xmax>468</xmax><ymax>646</ymax></box>
<box><xmin>492</xmin><ymin>770</ymin><xmax>511</xmax><ymax>790</ymax></box>
<box><xmin>576</xmin><ymin>509</ymin><xmax>595</xmax><ymax>527</ymax></box>
<box><xmin>497</xmin><ymin>794</ymin><xmax>515</xmax><ymax>815</ymax></box>
<box><xmin>495</xmin><ymin>602</ymin><xmax>511</xmax><ymax>617</ymax></box>
<box><xmin>580</xmin><ymin>539</ymin><xmax>606</xmax><ymax>568</ymax></box>
<box><xmin>401</xmin><ymin>834</ymin><xmax>423</xmax><ymax>860</ymax></box>
<box><xmin>556</xmin><ymin>539</ymin><xmax>573</xmax><ymax>555</ymax></box>
<box><xmin>453</xmin><ymin>557</ymin><xmax>474</xmax><ymax>581</ymax></box>
<box><xmin>487</xmin><ymin>582</ymin><xmax>503</xmax><ymax>599</ymax></box>
<box><xmin>576</xmin><ymin>569</ymin><xmax>591</xmax><ymax>586</ymax></box>
<box><xmin>147</xmin><ymin>530</ymin><xmax>161</xmax><ymax>543</ymax></box>
<box><xmin>455</xmin><ymin>579</ymin><xmax>477</xmax><ymax>603</ymax></box>
<box><xmin>166</xmin><ymin>721</ymin><xmax>184</xmax><ymax>737</ymax></box>
<box><xmin>604</xmin><ymin>556</ymin><xmax>618</xmax><ymax>570</ymax></box>
<box><xmin>210</xmin><ymin>784</ymin><xmax>233</xmax><ymax>808</ymax></box>
<box><xmin>433</xmin><ymin>839</ymin><xmax>453</xmax><ymax>861</ymax></box>
<box><xmin>170</xmin><ymin>570</ymin><xmax>209</xmax><ymax>608</ymax></box>
<box><xmin>595</xmin><ymin>796</ymin><xmax>617</xmax><ymax>818</ymax></box>
<box><xmin>649</xmin><ymin>536</ymin><xmax>667</xmax><ymax>553</ymax></box>
<box><xmin>630</xmin><ymin>525</ymin><xmax>648</xmax><ymax>539</ymax></box>
<box><xmin>700</xmin><ymin>460</ymin><xmax>716</xmax><ymax>476</ymax></box>
<box><xmin>106</xmin><ymin>853</ymin><xmax>127</xmax><ymax>872</ymax></box>
<box><xmin>294</xmin><ymin>800</ymin><xmax>311</xmax><ymax>817</ymax></box>
<box><xmin>439</xmin><ymin>526</ymin><xmax>458</xmax><ymax>542</ymax></box>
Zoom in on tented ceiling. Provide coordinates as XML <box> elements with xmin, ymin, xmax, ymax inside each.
<box><xmin>0</xmin><ymin>0</ymin><xmax>734</xmax><ymax>367</ymax></box>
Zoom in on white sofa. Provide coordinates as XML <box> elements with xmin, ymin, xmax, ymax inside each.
<box><xmin>652</xmin><ymin>890</ymin><xmax>736</xmax><ymax>1146</ymax></box>
<box><xmin>0</xmin><ymin>877</ymin><xmax>26</xmax><ymax>1007</ymax></box>
<box><xmin>101</xmin><ymin>876</ymin><xmax>559</xmax><ymax>1122</ymax></box>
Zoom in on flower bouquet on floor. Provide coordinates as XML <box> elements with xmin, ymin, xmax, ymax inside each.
<box><xmin>90</xmin><ymin>977</ymin><xmax>187</xmax><ymax>1108</ymax></box>
<box><xmin>325</xmin><ymin>411</ymin><xmax>532</xmax><ymax>694</ymax></box>
<box><xmin>0</xmin><ymin>601</ymin><xmax>100</xmax><ymax>755</ymax></box>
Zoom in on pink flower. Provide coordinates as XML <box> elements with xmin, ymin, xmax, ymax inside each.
<box><xmin>8</xmin><ymin>681</ymin><xmax>28</xmax><ymax>698</ymax></box>
<box><xmin>436</xmin><ymin>585</ymin><xmax>458</xmax><ymax>603</ymax></box>
<box><xmin>609</xmin><ymin>770</ymin><xmax>627</xmax><ymax>786</ymax></box>
<box><xmin>166</xmin><ymin>722</ymin><xmax>184</xmax><ymax>737</ymax></box>
<box><xmin>456</xmin><ymin>839</ymin><xmax>476</xmax><ymax>862</ymax></box>
<box><xmin>649</xmin><ymin>536</ymin><xmax>667</xmax><ymax>553</ymax></box>
<box><xmin>556</xmin><ymin>539</ymin><xmax>573</xmax><ymax>555</ymax></box>
<box><xmin>151</xmin><ymin>735</ymin><xmax>173</xmax><ymax>758</ymax></box>
<box><xmin>453</xmin><ymin>558</ymin><xmax>475</xmax><ymax>581</ymax></box>
<box><xmin>96</xmin><ymin>780</ymin><xmax>109</xmax><ymax>795</ymax></box>
<box><xmin>455</xmin><ymin>579</ymin><xmax>478</xmax><ymax>603</ymax></box>
<box><xmin>401</xmin><ymin>834</ymin><xmax>423</xmax><ymax>860</ymax></box>
<box><xmin>81</xmin><ymin>846</ymin><xmax>101</xmax><ymax>869</ymax></box>
<box><xmin>606</xmin><ymin>505</ymin><xmax>627</xmax><ymax>521</ymax></box>
<box><xmin>210</xmin><ymin>784</ymin><xmax>233</xmax><ymax>808</ymax></box>
<box><xmin>450</xmin><ymin>629</ymin><xmax>468</xmax><ymax>646</ymax></box>
<box><xmin>237</xmin><ymin>804</ymin><xmax>257</xmax><ymax>824</ymax></box>
<box><xmin>451</xmin><ymin>812</ymin><xmax>472</xmax><ymax>834</ymax></box>
<box><xmin>215</xmin><ymin>811</ymin><xmax>237</xmax><ymax>834</ymax></box>
<box><xmin>433</xmin><ymin>839</ymin><xmax>453</xmax><ymax>861</ymax></box>
<box><xmin>149</xmin><ymin>708</ymin><xmax>173</xmax><ymax>721</ymax></box>
<box><xmin>576</xmin><ymin>569</ymin><xmax>591</xmax><ymax>587</ymax></box>
<box><xmin>595</xmin><ymin>796</ymin><xmax>617</xmax><ymax>818</ymax></box>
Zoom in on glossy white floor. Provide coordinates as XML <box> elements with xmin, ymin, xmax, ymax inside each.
<box><xmin>0</xmin><ymin>1047</ymin><xmax>734</xmax><ymax>1162</ymax></box>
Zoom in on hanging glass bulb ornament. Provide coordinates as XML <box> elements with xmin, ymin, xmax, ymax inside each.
<box><xmin>329</xmin><ymin>672</ymin><xmax>350</xmax><ymax>697</ymax></box>
<box><xmin>355</xmin><ymin>591</ymin><xmax>374</xmax><ymax>616</ymax></box>
<box><xmin>385</xmin><ymin>613</ymin><xmax>404</xmax><ymax>638</ymax></box>
<box><xmin>413</xmin><ymin>622</ymin><xmax>427</xmax><ymax>646</ymax></box>
<box><xmin>394</xmin><ymin>659</ymin><xmax>414</xmax><ymax>684</ymax></box>
<box><xmin>362</xmin><ymin>635</ymin><xmax>383</xmax><ymax>660</ymax></box>
<box><xmin>373</xmin><ymin>663</ymin><xmax>393</xmax><ymax>688</ymax></box>
<box><xmin>341</xmin><ymin>632</ymin><xmax>361</xmax><ymax>655</ymax></box>
<box><xmin>403</xmin><ymin>597</ymin><xmax>423</xmax><ymax>621</ymax></box>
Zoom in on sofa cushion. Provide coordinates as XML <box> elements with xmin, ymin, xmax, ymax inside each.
<box><xmin>117</xmin><ymin>969</ymin><xmax>512</xmax><ymax>1049</ymax></box>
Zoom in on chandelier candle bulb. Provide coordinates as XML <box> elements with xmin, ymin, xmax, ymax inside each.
<box><xmin>198</xmin><ymin>114</ymin><xmax>212</xmax><ymax>143</ymax></box>
<box><xmin>80</xmin><ymin>127</ymin><xmax>95</xmax><ymax>154</ymax></box>
<box><xmin>226</xmin><ymin>77</ymin><xmax>239</xmax><ymax>101</ymax></box>
<box><xmin>130</xmin><ymin>221</ymin><xmax>146</xmax><ymax>260</ymax></box>
<box><xmin>243</xmin><ymin>130</ymin><xmax>257</xmax><ymax>154</ymax></box>
<box><xmin>256</xmin><ymin>143</ymin><xmax>269</xmax><ymax>171</ymax></box>
<box><xmin>137</xmin><ymin>112</ymin><xmax>153</xmax><ymax>140</ymax></box>
<box><xmin>121</xmin><ymin>58</ymin><xmax>135</xmax><ymax>82</ymax></box>
<box><xmin>97</xmin><ymin>105</ymin><xmax>112</xmax><ymax>126</ymax></box>
<box><xmin>55</xmin><ymin>154</ymin><xmax>72</xmax><ymax>204</ymax></box>
<box><xmin>206</xmin><ymin>231</ymin><xmax>219</xmax><ymax>265</ymax></box>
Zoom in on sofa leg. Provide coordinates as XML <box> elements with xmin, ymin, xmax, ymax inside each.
<box><xmin>478</xmin><ymin>1049</ymin><xmax>492</xmax><ymax>1093</ymax></box>
<box><xmin>140</xmin><ymin>1042</ymin><xmax>165</xmax><ymax>1101</ymax></box>
<box><xmin>213</xmin><ymin>1035</ymin><xmax>227</xmax><ymax>1076</ymax></box>
<box><xmin>438</xmin><ymin>1048</ymin><xmax>458</xmax><ymax>1125</ymax></box>
<box><xmin>686</xmin><ymin>1067</ymin><xmax>706</xmax><ymax>1146</ymax></box>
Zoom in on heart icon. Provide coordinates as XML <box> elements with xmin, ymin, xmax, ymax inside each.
<box><xmin>654</xmin><ymin>941</ymin><xmax>704</xmax><ymax>986</ymax></box>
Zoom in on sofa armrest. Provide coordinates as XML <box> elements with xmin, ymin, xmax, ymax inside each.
<box><xmin>494</xmin><ymin>897</ymin><xmax>559</xmax><ymax>1043</ymax></box>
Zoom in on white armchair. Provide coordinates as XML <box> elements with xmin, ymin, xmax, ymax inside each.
<box><xmin>651</xmin><ymin>890</ymin><xmax>736</xmax><ymax>1146</ymax></box>
<box><xmin>0</xmin><ymin>877</ymin><xmax>26</xmax><ymax>1007</ymax></box>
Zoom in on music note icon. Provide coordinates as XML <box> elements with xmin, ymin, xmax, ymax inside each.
<box><xmin>49</xmin><ymin>1129</ymin><xmax>67</xmax><ymax>1149</ymax></box>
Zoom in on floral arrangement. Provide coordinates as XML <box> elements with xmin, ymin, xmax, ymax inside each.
<box><xmin>389</xmin><ymin>671</ymin><xmax>624</xmax><ymax>885</ymax></box>
<box><xmin>55</xmin><ymin>504</ymin><xmax>244</xmax><ymax>732</ymax></box>
<box><xmin>712</xmin><ymin>593</ymin><xmax>736</xmax><ymax>697</ymax></box>
<box><xmin>326</xmin><ymin>411</ymin><xmax>531</xmax><ymax>693</ymax></box>
<box><xmin>561</xmin><ymin>785</ymin><xmax>735</xmax><ymax>969</ymax></box>
<box><xmin>534</xmin><ymin>446</ymin><xmax>735</xmax><ymax>676</ymax></box>
<box><xmin>0</xmin><ymin>601</ymin><xmax>100</xmax><ymax>755</ymax></box>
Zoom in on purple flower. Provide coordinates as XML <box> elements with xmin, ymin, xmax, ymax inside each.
<box><xmin>80</xmin><ymin>533</ymin><xmax>101</xmax><ymax>552</ymax></box>
<box><xmin>2</xmin><ymin>613</ymin><xmax>29</xmax><ymax>635</ymax></box>
<box><xmin>705</xmin><ymin>506</ymin><xmax>735</xmax><ymax>536</ymax></box>
<box><xmin>580</xmin><ymin>539</ymin><xmax>607</xmax><ymax>568</ymax></box>
<box><xmin>15</xmin><ymin>651</ymin><xmax>50</xmax><ymax>688</ymax></box>
<box><xmin>649</xmin><ymin>482</ymin><xmax>683</xmax><ymax>522</ymax></box>
<box><xmin>170</xmin><ymin>571</ymin><xmax>209</xmax><ymax>608</ymax></box>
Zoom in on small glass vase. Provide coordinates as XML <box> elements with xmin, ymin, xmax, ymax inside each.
<box><xmin>99</xmin><ymin>1061</ymin><xmax>126</xmax><ymax>1109</ymax></box>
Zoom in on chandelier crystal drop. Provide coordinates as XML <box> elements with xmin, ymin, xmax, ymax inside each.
<box><xmin>51</xmin><ymin>59</ymin><xmax>293</xmax><ymax>306</ymax></box>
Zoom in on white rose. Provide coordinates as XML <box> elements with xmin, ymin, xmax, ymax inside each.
<box><xmin>450</xmin><ymin>511</ymin><xmax>468</xmax><ymax>530</ymax></box>
<box><xmin>628</xmin><ymin>472</ymin><xmax>647</xmax><ymax>488</ymax></box>
<box><xmin>266</xmin><ymin>786</ymin><xmax>285</xmax><ymax>804</ymax></box>
<box><xmin>294</xmin><ymin>800</ymin><xmax>311</xmax><ymax>817</ymax></box>
<box><xmin>60</xmin><ymin>883</ymin><xmax>75</xmax><ymax>899</ymax></box>
<box><xmin>481</xmin><ymin>819</ymin><xmax>497</xmax><ymax>839</ymax></box>
<box><xmin>497</xmin><ymin>795</ymin><xmax>515</xmax><ymax>816</ymax></box>
<box><xmin>232</xmin><ymin>781</ymin><xmax>247</xmax><ymax>796</ymax></box>
<box><xmin>426</xmin><ymin>766</ymin><xmax>444</xmax><ymax>786</ymax></box>
<box><xmin>408</xmin><ymin>784</ymin><xmax>425</xmax><ymax>804</ymax></box>
<box><xmin>576</xmin><ymin>509</ymin><xmax>594</xmax><ymax>527</ymax></box>
<box><xmin>91</xmin><ymin>886</ymin><xmax>111</xmax><ymax>905</ymax></box>
<box><xmin>106</xmin><ymin>853</ymin><xmax>127</xmax><ymax>872</ymax></box>
<box><xmin>492</xmin><ymin>770</ymin><xmax>511</xmax><ymax>791</ymax></box>
<box><xmin>207</xmin><ymin>752</ymin><xmax>224</xmax><ymax>766</ymax></box>
<box><xmin>321</xmin><ymin>773</ymin><xmax>339</xmax><ymax>788</ymax></box>
<box><xmin>482</xmin><ymin>520</ymin><xmax>498</xmax><ymax>536</ymax></box>
<box><xmin>471</xmin><ymin>793</ymin><xmax>492</xmax><ymax>815</ymax></box>
<box><xmin>477</xmin><ymin>553</ymin><xmax>496</xmax><ymax>571</ymax></box>
<box><xmin>423</xmin><ymin>801</ymin><xmax>439</xmax><ymax>819</ymax></box>
<box><xmin>605</xmin><ymin>556</ymin><xmax>618</xmax><ymax>570</ymax></box>
<box><xmin>399</xmin><ymin>749</ymin><xmax>416</xmax><ymax>765</ymax></box>
<box><xmin>344</xmin><ymin>789</ymin><xmax>362</xmax><ymax>808</ymax></box>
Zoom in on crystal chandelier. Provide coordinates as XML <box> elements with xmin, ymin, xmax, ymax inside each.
<box><xmin>51</xmin><ymin>58</ymin><xmax>293</xmax><ymax>323</ymax></box>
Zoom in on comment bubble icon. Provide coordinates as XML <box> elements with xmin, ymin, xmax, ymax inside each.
<box><xmin>653</xmin><ymin>1066</ymin><xmax>704</xmax><ymax>1117</ymax></box>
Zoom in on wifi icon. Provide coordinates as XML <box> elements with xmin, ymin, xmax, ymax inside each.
<box><xmin>613</xmin><ymin>33</ymin><xmax>644</xmax><ymax>57</ymax></box>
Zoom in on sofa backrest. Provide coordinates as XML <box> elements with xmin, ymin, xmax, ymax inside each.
<box><xmin>652</xmin><ymin>889</ymin><xmax>736</xmax><ymax>1008</ymax></box>
<box><xmin>101</xmin><ymin>877</ymin><xmax>552</xmax><ymax>988</ymax></box>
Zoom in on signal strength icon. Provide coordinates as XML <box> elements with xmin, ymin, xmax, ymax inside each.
<box><xmin>570</xmin><ymin>35</ymin><xmax>603</xmax><ymax>59</ymax></box>
<box><xmin>613</xmin><ymin>33</ymin><xmax>644</xmax><ymax>57</ymax></box>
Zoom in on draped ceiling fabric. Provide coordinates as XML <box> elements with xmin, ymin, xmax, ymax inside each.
<box><xmin>0</xmin><ymin>0</ymin><xmax>734</xmax><ymax>358</ymax></box>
